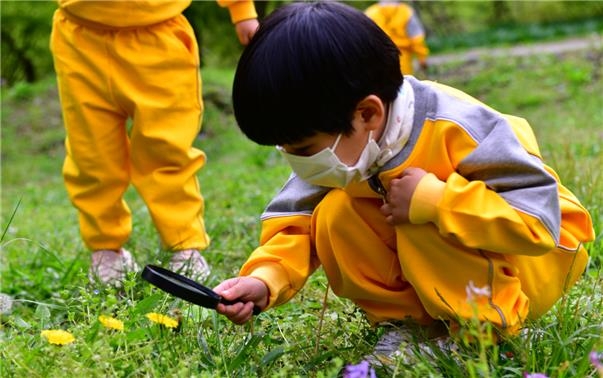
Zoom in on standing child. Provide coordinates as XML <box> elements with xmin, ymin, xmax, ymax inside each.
<box><xmin>365</xmin><ymin>1</ymin><xmax>429</xmax><ymax>75</ymax></box>
<box><xmin>213</xmin><ymin>1</ymin><xmax>595</xmax><ymax>364</ymax></box>
<box><xmin>50</xmin><ymin>0</ymin><xmax>258</xmax><ymax>286</ymax></box>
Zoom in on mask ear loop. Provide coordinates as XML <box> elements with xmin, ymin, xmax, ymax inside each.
<box><xmin>330</xmin><ymin>133</ymin><xmax>343</xmax><ymax>152</ymax></box>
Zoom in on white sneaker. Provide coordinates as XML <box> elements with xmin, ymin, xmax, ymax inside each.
<box><xmin>367</xmin><ymin>324</ymin><xmax>458</xmax><ymax>367</ymax></box>
<box><xmin>168</xmin><ymin>249</ymin><xmax>210</xmax><ymax>282</ymax></box>
<box><xmin>88</xmin><ymin>249</ymin><xmax>139</xmax><ymax>286</ymax></box>
<box><xmin>368</xmin><ymin>326</ymin><xmax>415</xmax><ymax>366</ymax></box>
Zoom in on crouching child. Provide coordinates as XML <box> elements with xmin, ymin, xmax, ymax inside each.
<box><xmin>214</xmin><ymin>0</ymin><xmax>595</xmax><ymax>365</ymax></box>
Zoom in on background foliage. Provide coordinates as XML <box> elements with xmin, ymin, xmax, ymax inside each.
<box><xmin>2</xmin><ymin>1</ymin><xmax>603</xmax><ymax>85</ymax></box>
<box><xmin>1</xmin><ymin>1</ymin><xmax>602</xmax><ymax>376</ymax></box>
<box><xmin>1</xmin><ymin>46</ymin><xmax>601</xmax><ymax>375</ymax></box>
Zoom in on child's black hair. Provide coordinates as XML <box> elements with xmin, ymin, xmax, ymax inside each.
<box><xmin>232</xmin><ymin>1</ymin><xmax>403</xmax><ymax>146</ymax></box>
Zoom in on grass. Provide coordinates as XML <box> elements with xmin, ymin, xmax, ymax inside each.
<box><xmin>1</xmin><ymin>45</ymin><xmax>602</xmax><ymax>377</ymax></box>
<box><xmin>428</xmin><ymin>17</ymin><xmax>603</xmax><ymax>54</ymax></box>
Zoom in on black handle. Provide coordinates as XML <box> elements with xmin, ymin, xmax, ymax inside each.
<box><xmin>142</xmin><ymin>265</ymin><xmax>261</xmax><ymax>315</ymax></box>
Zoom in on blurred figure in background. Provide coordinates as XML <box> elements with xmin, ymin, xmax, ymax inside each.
<box><xmin>365</xmin><ymin>1</ymin><xmax>429</xmax><ymax>75</ymax></box>
<box><xmin>50</xmin><ymin>0</ymin><xmax>258</xmax><ymax>286</ymax></box>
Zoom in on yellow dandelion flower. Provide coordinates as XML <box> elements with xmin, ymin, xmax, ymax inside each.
<box><xmin>41</xmin><ymin>330</ymin><xmax>75</xmax><ymax>345</ymax></box>
<box><xmin>99</xmin><ymin>315</ymin><xmax>124</xmax><ymax>331</ymax></box>
<box><xmin>146</xmin><ymin>312</ymin><xmax>179</xmax><ymax>329</ymax></box>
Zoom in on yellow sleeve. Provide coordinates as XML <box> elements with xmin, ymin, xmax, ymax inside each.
<box><xmin>365</xmin><ymin>4</ymin><xmax>412</xmax><ymax>48</ymax></box>
<box><xmin>239</xmin><ymin>215</ymin><xmax>320</xmax><ymax>309</ymax></box>
<box><xmin>408</xmin><ymin>35</ymin><xmax>429</xmax><ymax>61</ymax></box>
<box><xmin>364</xmin><ymin>4</ymin><xmax>383</xmax><ymax>21</ymax></box>
<box><xmin>216</xmin><ymin>0</ymin><xmax>257</xmax><ymax>24</ymax></box>
<box><xmin>409</xmin><ymin>172</ymin><xmax>557</xmax><ymax>256</ymax></box>
<box><xmin>405</xmin><ymin>92</ymin><xmax>594</xmax><ymax>256</ymax></box>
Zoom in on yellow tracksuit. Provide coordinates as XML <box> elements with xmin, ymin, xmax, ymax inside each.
<box><xmin>240</xmin><ymin>77</ymin><xmax>594</xmax><ymax>332</ymax></box>
<box><xmin>50</xmin><ymin>1</ymin><xmax>257</xmax><ymax>251</ymax></box>
<box><xmin>365</xmin><ymin>2</ymin><xmax>429</xmax><ymax>75</ymax></box>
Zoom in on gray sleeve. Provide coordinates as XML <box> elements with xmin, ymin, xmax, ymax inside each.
<box><xmin>457</xmin><ymin>118</ymin><xmax>560</xmax><ymax>242</ymax></box>
<box><xmin>406</xmin><ymin>13</ymin><xmax>425</xmax><ymax>38</ymax></box>
<box><xmin>261</xmin><ymin>174</ymin><xmax>331</xmax><ymax>221</ymax></box>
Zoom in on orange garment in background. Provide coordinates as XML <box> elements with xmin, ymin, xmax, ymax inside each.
<box><xmin>50</xmin><ymin>1</ymin><xmax>257</xmax><ymax>251</ymax></box>
<box><xmin>365</xmin><ymin>1</ymin><xmax>429</xmax><ymax>74</ymax></box>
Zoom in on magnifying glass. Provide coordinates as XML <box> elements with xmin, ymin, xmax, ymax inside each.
<box><xmin>141</xmin><ymin>265</ymin><xmax>261</xmax><ymax>315</ymax></box>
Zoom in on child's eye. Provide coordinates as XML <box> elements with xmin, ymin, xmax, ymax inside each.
<box><xmin>292</xmin><ymin>147</ymin><xmax>313</xmax><ymax>156</ymax></box>
<box><xmin>282</xmin><ymin>143</ymin><xmax>313</xmax><ymax>156</ymax></box>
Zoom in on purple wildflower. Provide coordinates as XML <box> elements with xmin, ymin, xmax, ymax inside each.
<box><xmin>523</xmin><ymin>373</ymin><xmax>548</xmax><ymax>378</ymax></box>
<box><xmin>343</xmin><ymin>360</ymin><xmax>376</xmax><ymax>378</ymax></box>
<box><xmin>590</xmin><ymin>351</ymin><xmax>603</xmax><ymax>369</ymax></box>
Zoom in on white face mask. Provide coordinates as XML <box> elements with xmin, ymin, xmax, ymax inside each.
<box><xmin>277</xmin><ymin>131</ymin><xmax>381</xmax><ymax>188</ymax></box>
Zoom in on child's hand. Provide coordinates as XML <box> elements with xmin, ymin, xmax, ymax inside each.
<box><xmin>214</xmin><ymin>277</ymin><xmax>268</xmax><ymax>324</ymax></box>
<box><xmin>380</xmin><ymin>167</ymin><xmax>427</xmax><ymax>225</ymax></box>
<box><xmin>235</xmin><ymin>19</ymin><xmax>259</xmax><ymax>45</ymax></box>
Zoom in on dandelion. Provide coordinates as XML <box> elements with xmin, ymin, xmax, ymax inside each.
<box><xmin>146</xmin><ymin>312</ymin><xmax>179</xmax><ymax>329</ymax></box>
<box><xmin>41</xmin><ymin>330</ymin><xmax>75</xmax><ymax>345</ymax></box>
<box><xmin>99</xmin><ymin>315</ymin><xmax>124</xmax><ymax>331</ymax></box>
<box><xmin>343</xmin><ymin>360</ymin><xmax>376</xmax><ymax>378</ymax></box>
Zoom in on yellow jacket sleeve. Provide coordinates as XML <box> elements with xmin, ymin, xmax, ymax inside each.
<box><xmin>239</xmin><ymin>215</ymin><xmax>320</xmax><ymax>309</ymax></box>
<box><xmin>365</xmin><ymin>2</ymin><xmax>427</xmax><ymax>55</ymax></box>
<box><xmin>403</xmin><ymin>89</ymin><xmax>595</xmax><ymax>256</ymax></box>
<box><xmin>404</xmin><ymin>80</ymin><xmax>592</xmax><ymax>253</ymax></box>
<box><xmin>408</xmin><ymin>35</ymin><xmax>429</xmax><ymax>62</ymax></box>
<box><xmin>217</xmin><ymin>0</ymin><xmax>258</xmax><ymax>24</ymax></box>
<box><xmin>409</xmin><ymin>171</ymin><xmax>558</xmax><ymax>255</ymax></box>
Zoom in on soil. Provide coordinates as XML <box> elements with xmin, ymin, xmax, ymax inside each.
<box><xmin>428</xmin><ymin>34</ymin><xmax>603</xmax><ymax>65</ymax></box>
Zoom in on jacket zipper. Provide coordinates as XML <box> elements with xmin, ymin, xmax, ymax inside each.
<box><xmin>368</xmin><ymin>175</ymin><xmax>388</xmax><ymax>203</ymax></box>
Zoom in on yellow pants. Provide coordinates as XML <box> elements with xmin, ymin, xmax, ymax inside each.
<box><xmin>313</xmin><ymin>189</ymin><xmax>588</xmax><ymax>332</ymax></box>
<box><xmin>50</xmin><ymin>10</ymin><xmax>210</xmax><ymax>251</ymax></box>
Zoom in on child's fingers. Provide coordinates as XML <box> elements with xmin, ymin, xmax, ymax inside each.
<box><xmin>380</xmin><ymin>202</ymin><xmax>392</xmax><ymax>216</ymax></box>
<box><xmin>215</xmin><ymin>278</ymin><xmax>250</xmax><ymax>301</ymax></box>
<box><xmin>217</xmin><ymin>301</ymin><xmax>254</xmax><ymax>324</ymax></box>
<box><xmin>220</xmin><ymin>283</ymin><xmax>248</xmax><ymax>302</ymax></box>
<box><xmin>231</xmin><ymin>302</ymin><xmax>255</xmax><ymax>324</ymax></box>
<box><xmin>213</xmin><ymin>278</ymin><xmax>239</xmax><ymax>294</ymax></box>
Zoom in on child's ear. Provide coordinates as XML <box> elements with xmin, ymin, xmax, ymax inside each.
<box><xmin>353</xmin><ymin>95</ymin><xmax>386</xmax><ymax>132</ymax></box>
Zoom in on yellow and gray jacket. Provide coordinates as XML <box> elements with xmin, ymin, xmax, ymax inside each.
<box><xmin>240</xmin><ymin>76</ymin><xmax>595</xmax><ymax>316</ymax></box>
<box><xmin>365</xmin><ymin>2</ymin><xmax>429</xmax><ymax>61</ymax></box>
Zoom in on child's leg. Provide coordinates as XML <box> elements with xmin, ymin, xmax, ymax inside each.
<box><xmin>111</xmin><ymin>15</ymin><xmax>209</xmax><ymax>251</ymax></box>
<box><xmin>313</xmin><ymin>189</ymin><xmax>538</xmax><ymax>333</ymax></box>
<box><xmin>394</xmin><ymin>226</ymin><xmax>531</xmax><ymax>333</ymax></box>
<box><xmin>51</xmin><ymin>11</ymin><xmax>132</xmax><ymax>250</ymax></box>
<box><xmin>506</xmin><ymin>241</ymin><xmax>589</xmax><ymax>319</ymax></box>
<box><xmin>394</xmin><ymin>213</ymin><xmax>589</xmax><ymax>332</ymax></box>
<box><xmin>312</xmin><ymin>189</ymin><xmax>433</xmax><ymax>324</ymax></box>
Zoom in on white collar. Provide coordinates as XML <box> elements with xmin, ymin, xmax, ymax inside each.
<box><xmin>375</xmin><ymin>80</ymin><xmax>415</xmax><ymax>167</ymax></box>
